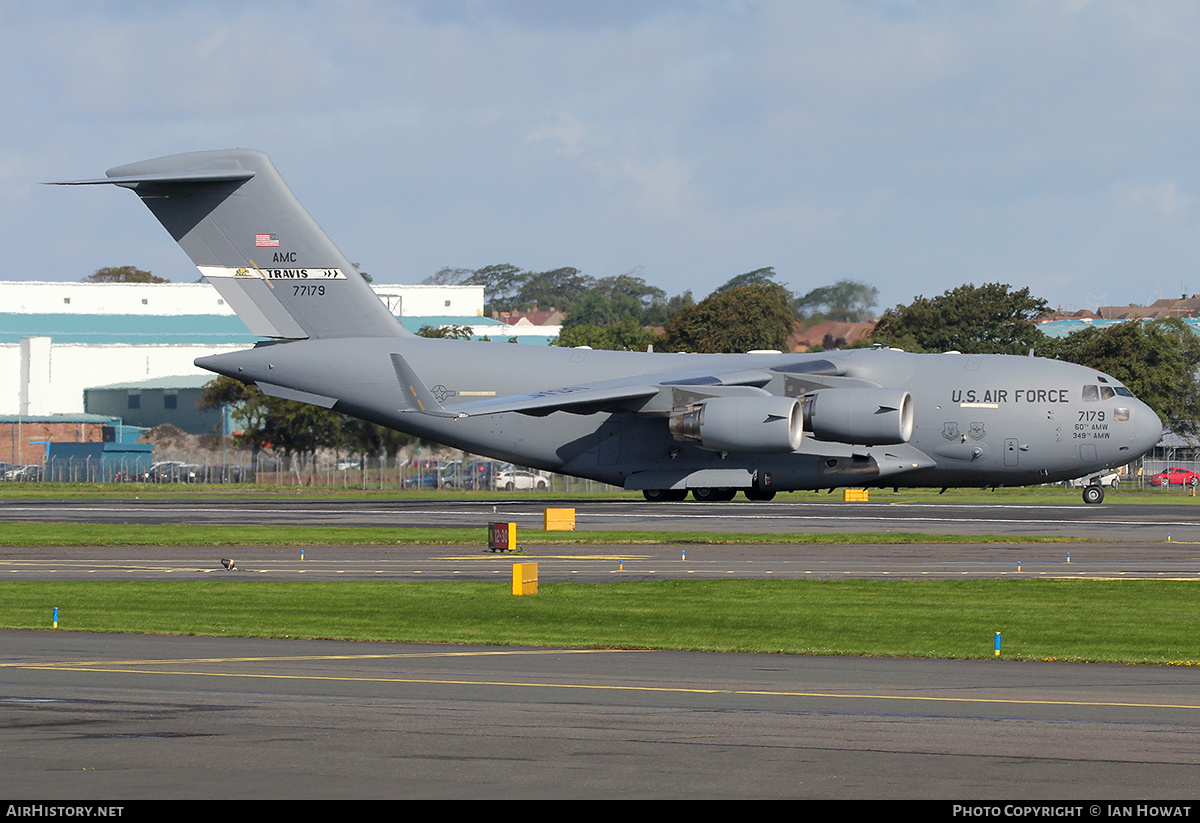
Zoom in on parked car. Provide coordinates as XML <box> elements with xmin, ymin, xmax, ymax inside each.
<box><xmin>1066</xmin><ymin>472</ymin><xmax>1121</xmax><ymax>489</ymax></box>
<box><xmin>1149</xmin><ymin>467</ymin><xmax>1200</xmax><ymax>487</ymax></box>
<box><xmin>144</xmin><ymin>461</ymin><xmax>198</xmax><ymax>483</ymax></box>
<box><xmin>404</xmin><ymin>470</ymin><xmax>455</xmax><ymax>490</ymax></box>
<box><xmin>3</xmin><ymin>464</ymin><xmax>42</xmax><ymax>482</ymax></box>
<box><xmin>495</xmin><ymin>469</ymin><xmax>550</xmax><ymax>491</ymax></box>
<box><xmin>459</xmin><ymin>460</ymin><xmax>507</xmax><ymax>490</ymax></box>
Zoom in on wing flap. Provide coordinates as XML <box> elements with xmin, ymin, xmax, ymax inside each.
<box><xmin>444</xmin><ymin>382</ymin><xmax>661</xmax><ymax>417</ymax></box>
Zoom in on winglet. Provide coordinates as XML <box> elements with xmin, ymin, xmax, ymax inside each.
<box><xmin>390</xmin><ymin>353</ymin><xmax>465</xmax><ymax>419</ymax></box>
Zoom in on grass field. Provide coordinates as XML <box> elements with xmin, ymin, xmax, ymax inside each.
<box><xmin>1</xmin><ymin>491</ymin><xmax>1192</xmax><ymax>665</ymax></box>
<box><xmin>0</xmin><ymin>521</ymin><xmax>1083</xmax><ymax>547</ymax></box>
<box><xmin>5</xmin><ymin>578</ymin><xmax>1197</xmax><ymax>664</ymax></box>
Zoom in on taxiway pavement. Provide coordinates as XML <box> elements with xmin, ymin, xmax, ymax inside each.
<box><xmin>4</xmin><ymin>495</ymin><xmax>1200</xmax><ymax>541</ymax></box>
<box><xmin>3</xmin><ymin>495</ymin><xmax>1199</xmax><ymax>799</ymax></box>
<box><xmin>3</xmin><ymin>630</ymin><xmax>1199</xmax><ymax>799</ymax></box>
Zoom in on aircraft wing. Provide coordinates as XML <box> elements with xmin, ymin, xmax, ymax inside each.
<box><xmin>442</xmin><ymin>382</ymin><xmax>663</xmax><ymax>417</ymax></box>
<box><xmin>439</xmin><ymin>369</ymin><xmax>777</xmax><ymax>417</ymax></box>
<box><xmin>392</xmin><ymin>352</ymin><xmax>879</xmax><ymax>418</ymax></box>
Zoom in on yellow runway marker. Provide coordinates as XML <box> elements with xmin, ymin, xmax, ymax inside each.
<box><xmin>441</xmin><ymin>553</ymin><xmax>652</xmax><ymax>561</ymax></box>
<box><xmin>8</xmin><ymin>655</ymin><xmax>1200</xmax><ymax>712</ymax></box>
<box><xmin>0</xmin><ymin>648</ymin><xmax>633</xmax><ymax>668</ymax></box>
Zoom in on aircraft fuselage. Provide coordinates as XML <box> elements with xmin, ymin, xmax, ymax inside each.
<box><xmin>198</xmin><ymin>338</ymin><xmax>1162</xmax><ymax>493</ymax></box>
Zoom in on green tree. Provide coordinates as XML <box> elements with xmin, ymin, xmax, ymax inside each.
<box><xmin>554</xmin><ymin>317</ymin><xmax>657</xmax><ymax>351</ymax></box>
<box><xmin>337</xmin><ymin>415</ymin><xmax>414</xmax><ymax>460</ymax></box>
<box><xmin>872</xmin><ymin>283</ymin><xmax>1050</xmax><ymax>354</ymax></box>
<box><xmin>199</xmin><ymin>377</ymin><xmax>416</xmax><ymax>469</ymax></box>
<box><xmin>423</xmin><ymin>263</ymin><xmax>526</xmax><ymax>315</ymax></box>
<box><xmin>562</xmin><ymin>271</ymin><xmax>667</xmax><ymax>330</ymax></box>
<box><xmin>561</xmin><ymin>290</ymin><xmax>635</xmax><ymax>329</ymax></box>
<box><xmin>643</xmin><ymin>290</ymin><xmax>695</xmax><ymax>326</ymax></box>
<box><xmin>85</xmin><ymin>265</ymin><xmax>169</xmax><ymax>283</ymax></box>
<box><xmin>711</xmin><ymin>267</ymin><xmax>779</xmax><ymax>295</ymax></box>
<box><xmin>658</xmin><ymin>283</ymin><xmax>796</xmax><ymax>353</ymax></box>
<box><xmin>198</xmin><ymin>377</ymin><xmax>343</xmax><ymax>473</ymax></box>
<box><xmin>515</xmin><ymin>266</ymin><xmax>593</xmax><ymax>313</ymax></box>
<box><xmin>793</xmin><ymin>280</ymin><xmax>879</xmax><ymax>322</ymax></box>
<box><xmin>417</xmin><ymin>324</ymin><xmax>474</xmax><ymax>340</ymax></box>
<box><xmin>422</xmin><ymin>263</ymin><xmax>596</xmax><ymax>315</ymax></box>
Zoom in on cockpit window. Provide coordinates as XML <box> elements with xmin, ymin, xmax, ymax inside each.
<box><xmin>1083</xmin><ymin>384</ymin><xmax>1130</xmax><ymax>401</ymax></box>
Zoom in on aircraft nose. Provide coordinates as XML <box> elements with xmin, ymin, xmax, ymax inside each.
<box><xmin>1134</xmin><ymin>402</ymin><xmax>1163</xmax><ymax>455</ymax></box>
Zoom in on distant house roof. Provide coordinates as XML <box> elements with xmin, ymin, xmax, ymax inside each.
<box><xmin>497</xmin><ymin>309</ymin><xmax>566</xmax><ymax>326</ymax></box>
<box><xmin>1096</xmin><ymin>306</ymin><xmax>1176</xmax><ymax>320</ymax></box>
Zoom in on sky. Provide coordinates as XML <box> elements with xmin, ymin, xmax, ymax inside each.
<box><xmin>4</xmin><ymin>0</ymin><xmax>1200</xmax><ymax>315</ymax></box>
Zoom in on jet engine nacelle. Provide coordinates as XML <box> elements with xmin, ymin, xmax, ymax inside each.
<box><xmin>802</xmin><ymin>388</ymin><xmax>914</xmax><ymax>446</ymax></box>
<box><xmin>669</xmin><ymin>395</ymin><xmax>803</xmax><ymax>454</ymax></box>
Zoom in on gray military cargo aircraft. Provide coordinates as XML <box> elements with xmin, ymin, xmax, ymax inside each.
<box><xmin>58</xmin><ymin>149</ymin><xmax>1162</xmax><ymax>504</ymax></box>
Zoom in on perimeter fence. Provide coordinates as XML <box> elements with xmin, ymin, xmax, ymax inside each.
<box><xmin>3</xmin><ymin>450</ymin><xmax>620</xmax><ymax>492</ymax></box>
<box><xmin>4</xmin><ymin>451</ymin><xmax>1196</xmax><ymax>495</ymax></box>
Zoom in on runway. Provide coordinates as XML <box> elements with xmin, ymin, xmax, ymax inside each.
<box><xmin>5</xmin><ymin>495</ymin><xmax>1200</xmax><ymax>541</ymax></box>
<box><xmin>3</xmin><ymin>495</ymin><xmax>1200</xmax><ymax>799</ymax></box>
<box><xmin>3</xmin><ymin>631</ymin><xmax>1199</xmax><ymax>799</ymax></box>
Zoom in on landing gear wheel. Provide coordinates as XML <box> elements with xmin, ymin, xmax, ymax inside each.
<box><xmin>744</xmin><ymin>489</ymin><xmax>776</xmax><ymax>502</ymax></box>
<box><xmin>692</xmin><ymin>487</ymin><xmax>736</xmax><ymax>502</ymax></box>
<box><xmin>1082</xmin><ymin>484</ymin><xmax>1104</xmax><ymax>505</ymax></box>
<box><xmin>643</xmin><ymin>489</ymin><xmax>688</xmax><ymax>502</ymax></box>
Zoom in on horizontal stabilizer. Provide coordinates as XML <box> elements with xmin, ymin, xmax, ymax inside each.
<box><xmin>52</xmin><ymin>169</ymin><xmax>256</xmax><ymax>187</ymax></box>
<box><xmin>257</xmin><ymin>382</ymin><xmax>339</xmax><ymax>409</ymax></box>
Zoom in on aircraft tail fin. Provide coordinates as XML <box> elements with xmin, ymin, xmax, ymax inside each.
<box><xmin>56</xmin><ymin>149</ymin><xmax>408</xmax><ymax>340</ymax></box>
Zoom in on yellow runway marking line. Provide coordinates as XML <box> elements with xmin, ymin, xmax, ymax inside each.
<box><xmin>9</xmin><ymin>659</ymin><xmax>1200</xmax><ymax>711</ymax></box>
<box><xmin>0</xmin><ymin>648</ymin><xmax>638</xmax><ymax>668</ymax></box>
<box><xmin>441</xmin><ymin>554</ymin><xmax>653</xmax><ymax>561</ymax></box>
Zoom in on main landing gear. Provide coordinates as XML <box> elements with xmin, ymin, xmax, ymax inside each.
<box><xmin>1082</xmin><ymin>484</ymin><xmax>1104</xmax><ymax>505</ymax></box>
<box><xmin>641</xmin><ymin>487</ymin><xmax>775</xmax><ymax>502</ymax></box>
<box><xmin>641</xmin><ymin>488</ymin><xmax>688</xmax><ymax>502</ymax></box>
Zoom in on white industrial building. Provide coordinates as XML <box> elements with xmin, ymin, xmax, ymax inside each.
<box><xmin>2</xmin><ymin>280</ymin><xmax>560</xmax><ymax>417</ymax></box>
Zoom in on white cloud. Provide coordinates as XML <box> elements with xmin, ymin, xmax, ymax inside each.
<box><xmin>1127</xmin><ymin>182</ymin><xmax>1194</xmax><ymax>221</ymax></box>
<box><xmin>4</xmin><ymin>0</ymin><xmax>1200</xmax><ymax>310</ymax></box>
